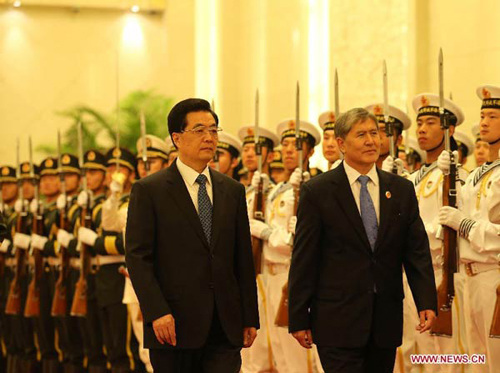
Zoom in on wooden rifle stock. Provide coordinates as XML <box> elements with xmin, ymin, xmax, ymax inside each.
<box><xmin>430</xmin><ymin>160</ymin><xmax>457</xmax><ymax>337</ymax></box>
<box><xmin>5</xmin><ymin>212</ymin><xmax>28</xmax><ymax>315</ymax></box>
<box><xmin>70</xmin><ymin>205</ymin><xmax>92</xmax><ymax>317</ymax></box>
<box><xmin>251</xmin><ymin>178</ymin><xmax>266</xmax><ymax>275</ymax></box>
<box><xmin>489</xmin><ymin>284</ymin><xmax>500</xmax><ymax>338</ymax></box>
<box><xmin>0</xmin><ymin>252</ymin><xmax>4</xmax><ymax>278</ymax></box>
<box><xmin>24</xmin><ymin>214</ymin><xmax>44</xmax><ymax>317</ymax></box>
<box><xmin>275</xmin><ymin>184</ymin><xmax>300</xmax><ymax>328</ymax></box>
<box><xmin>51</xmin><ymin>209</ymin><xmax>69</xmax><ymax>317</ymax></box>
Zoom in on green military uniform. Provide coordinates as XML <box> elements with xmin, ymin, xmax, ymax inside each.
<box><xmin>75</xmin><ymin>150</ymin><xmax>108</xmax><ymax>373</ymax></box>
<box><xmin>32</xmin><ymin>158</ymin><xmax>61</xmax><ymax>373</ymax></box>
<box><xmin>93</xmin><ymin>147</ymin><xmax>141</xmax><ymax>372</ymax></box>
<box><xmin>53</xmin><ymin>153</ymin><xmax>86</xmax><ymax>372</ymax></box>
<box><xmin>0</xmin><ymin>166</ymin><xmax>19</xmax><ymax>372</ymax></box>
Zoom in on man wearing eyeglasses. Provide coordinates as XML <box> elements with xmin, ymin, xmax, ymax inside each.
<box><xmin>125</xmin><ymin>98</ymin><xmax>259</xmax><ymax>373</ymax></box>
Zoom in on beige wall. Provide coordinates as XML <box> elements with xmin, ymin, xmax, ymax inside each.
<box><xmin>1</xmin><ymin>0</ymin><xmax>496</xmax><ymax>168</ymax></box>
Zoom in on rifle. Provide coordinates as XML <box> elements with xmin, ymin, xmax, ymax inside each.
<box><xmin>431</xmin><ymin>49</ymin><xmax>457</xmax><ymax>338</ymax></box>
<box><xmin>275</xmin><ymin>82</ymin><xmax>302</xmax><ymax>328</ymax></box>
<box><xmin>383</xmin><ymin>60</ymin><xmax>398</xmax><ymax>174</ymax></box>
<box><xmin>140</xmin><ymin>110</ymin><xmax>150</xmax><ymax>176</ymax></box>
<box><xmin>71</xmin><ymin>122</ymin><xmax>91</xmax><ymax>317</ymax></box>
<box><xmin>5</xmin><ymin>138</ymin><xmax>28</xmax><ymax>315</ymax></box>
<box><xmin>251</xmin><ymin>89</ymin><xmax>264</xmax><ymax>275</ymax></box>
<box><xmin>0</xmin><ymin>189</ymin><xmax>5</xmax><ymax>278</ymax></box>
<box><xmin>25</xmin><ymin>136</ymin><xmax>44</xmax><ymax>317</ymax></box>
<box><xmin>51</xmin><ymin>130</ymin><xmax>70</xmax><ymax>317</ymax></box>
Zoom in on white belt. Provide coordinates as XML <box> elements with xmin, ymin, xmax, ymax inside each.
<box><xmin>97</xmin><ymin>255</ymin><xmax>125</xmax><ymax>266</ymax></box>
<box><xmin>68</xmin><ymin>257</ymin><xmax>99</xmax><ymax>268</ymax></box>
<box><xmin>46</xmin><ymin>257</ymin><xmax>59</xmax><ymax>267</ymax></box>
<box><xmin>461</xmin><ymin>262</ymin><xmax>500</xmax><ymax>276</ymax></box>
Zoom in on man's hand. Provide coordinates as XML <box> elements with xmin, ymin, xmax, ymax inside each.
<box><xmin>416</xmin><ymin>309</ymin><xmax>436</xmax><ymax>333</ymax></box>
<box><xmin>152</xmin><ymin>314</ymin><xmax>176</xmax><ymax>346</ymax></box>
<box><xmin>292</xmin><ymin>329</ymin><xmax>313</xmax><ymax>349</ymax></box>
<box><xmin>243</xmin><ymin>327</ymin><xmax>257</xmax><ymax>348</ymax></box>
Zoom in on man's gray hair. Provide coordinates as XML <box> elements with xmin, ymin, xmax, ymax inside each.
<box><xmin>334</xmin><ymin>108</ymin><xmax>379</xmax><ymax>139</ymax></box>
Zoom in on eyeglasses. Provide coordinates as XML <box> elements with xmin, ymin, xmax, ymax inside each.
<box><xmin>181</xmin><ymin>126</ymin><xmax>222</xmax><ymax>137</ymax></box>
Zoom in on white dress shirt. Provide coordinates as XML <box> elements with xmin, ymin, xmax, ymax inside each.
<box><xmin>176</xmin><ymin>157</ymin><xmax>213</xmax><ymax>213</ymax></box>
<box><xmin>343</xmin><ymin>160</ymin><xmax>380</xmax><ymax>224</ymax></box>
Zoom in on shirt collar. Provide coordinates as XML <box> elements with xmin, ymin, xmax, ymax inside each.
<box><xmin>343</xmin><ymin>160</ymin><xmax>379</xmax><ymax>187</ymax></box>
<box><xmin>176</xmin><ymin>157</ymin><xmax>212</xmax><ymax>187</ymax></box>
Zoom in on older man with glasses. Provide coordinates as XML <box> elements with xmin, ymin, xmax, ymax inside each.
<box><xmin>125</xmin><ymin>98</ymin><xmax>259</xmax><ymax>373</ymax></box>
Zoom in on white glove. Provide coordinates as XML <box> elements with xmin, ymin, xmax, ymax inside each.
<box><xmin>382</xmin><ymin>156</ymin><xmax>404</xmax><ymax>175</ymax></box>
<box><xmin>288</xmin><ymin>216</ymin><xmax>297</xmax><ymax>235</ymax></box>
<box><xmin>77</xmin><ymin>190</ymin><xmax>90</xmax><ymax>207</ymax></box>
<box><xmin>438</xmin><ymin>206</ymin><xmax>466</xmax><ymax>231</ymax></box>
<box><xmin>14</xmin><ymin>199</ymin><xmax>28</xmax><ymax>213</ymax></box>
<box><xmin>31</xmin><ymin>234</ymin><xmax>48</xmax><ymax>251</ymax></box>
<box><xmin>289</xmin><ymin>168</ymin><xmax>310</xmax><ymax>188</ymax></box>
<box><xmin>56</xmin><ymin>194</ymin><xmax>67</xmax><ymax>210</ymax></box>
<box><xmin>0</xmin><ymin>239</ymin><xmax>11</xmax><ymax>253</ymax></box>
<box><xmin>437</xmin><ymin>150</ymin><xmax>459</xmax><ymax>174</ymax></box>
<box><xmin>57</xmin><ymin>229</ymin><xmax>74</xmax><ymax>248</ymax></box>
<box><xmin>13</xmin><ymin>233</ymin><xmax>31</xmax><ymax>250</ymax></box>
<box><xmin>249</xmin><ymin>219</ymin><xmax>272</xmax><ymax>241</ymax></box>
<box><xmin>250</xmin><ymin>171</ymin><xmax>270</xmax><ymax>191</ymax></box>
<box><xmin>78</xmin><ymin>227</ymin><xmax>98</xmax><ymax>247</ymax></box>
<box><xmin>30</xmin><ymin>199</ymin><xmax>39</xmax><ymax>214</ymax></box>
<box><xmin>110</xmin><ymin>172</ymin><xmax>126</xmax><ymax>194</ymax></box>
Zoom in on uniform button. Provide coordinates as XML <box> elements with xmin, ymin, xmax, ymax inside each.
<box><xmin>209</xmin><ymin>282</ymin><xmax>214</xmax><ymax>289</ymax></box>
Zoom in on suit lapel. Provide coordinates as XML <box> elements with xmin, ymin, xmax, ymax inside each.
<box><xmin>332</xmin><ymin>164</ymin><xmax>371</xmax><ymax>253</ymax></box>
<box><xmin>164</xmin><ymin>161</ymin><xmax>210</xmax><ymax>249</ymax></box>
<box><xmin>209</xmin><ymin>169</ymin><xmax>226</xmax><ymax>252</ymax></box>
<box><xmin>373</xmin><ymin>169</ymin><xmax>394</xmax><ymax>252</ymax></box>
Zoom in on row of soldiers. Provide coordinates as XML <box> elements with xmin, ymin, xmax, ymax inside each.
<box><xmin>0</xmin><ymin>83</ymin><xmax>498</xmax><ymax>373</ymax></box>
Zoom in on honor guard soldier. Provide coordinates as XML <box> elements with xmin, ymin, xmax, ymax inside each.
<box><xmin>164</xmin><ymin>136</ymin><xmax>178</xmax><ymax>167</ymax></box>
<box><xmin>237</xmin><ymin>125</ymin><xmax>279</xmax><ymax>373</ymax></box>
<box><xmin>0</xmin><ymin>166</ymin><xmax>22</xmax><ymax>373</ymax></box>
<box><xmin>51</xmin><ymin>153</ymin><xmax>86</xmax><ymax>372</ymax></box>
<box><xmin>318</xmin><ymin>111</ymin><xmax>342</xmax><ymax>171</ymax></box>
<box><xmin>136</xmin><ymin>135</ymin><xmax>169</xmax><ymax>179</ymax></box>
<box><xmin>454</xmin><ymin>130</ymin><xmax>474</xmax><ymax>170</ymax></box>
<box><xmin>124</xmin><ymin>135</ymin><xmax>170</xmax><ymax>373</ymax></box>
<box><xmin>30</xmin><ymin>157</ymin><xmax>62</xmax><ymax>372</ymax></box>
<box><xmin>396</xmin><ymin>94</ymin><xmax>467</xmax><ymax>373</ymax></box>
<box><xmin>364</xmin><ymin>103</ymin><xmax>411</xmax><ymax>176</ymax></box>
<box><xmin>78</xmin><ymin>147</ymin><xmax>142</xmax><ymax>372</ymax></box>
<box><xmin>472</xmin><ymin>123</ymin><xmax>490</xmax><ymax>167</ymax></box>
<box><xmin>250</xmin><ymin>119</ymin><xmax>322</xmax><ymax>373</ymax></box>
<box><xmin>12</xmin><ymin>161</ymin><xmax>40</xmax><ymax>372</ymax></box>
<box><xmin>438</xmin><ymin>85</ymin><xmax>500</xmax><ymax>373</ymax></box>
<box><xmin>209</xmin><ymin>132</ymin><xmax>242</xmax><ymax>179</ymax></box>
<box><xmin>397</xmin><ymin>137</ymin><xmax>425</xmax><ymax>173</ymax></box>
<box><xmin>269</xmin><ymin>147</ymin><xmax>286</xmax><ymax>183</ymax></box>
<box><xmin>75</xmin><ymin>150</ymin><xmax>109</xmax><ymax>373</ymax></box>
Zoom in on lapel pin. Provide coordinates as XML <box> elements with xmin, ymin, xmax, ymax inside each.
<box><xmin>385</xmin><ymin>191</ymin><xmax>391</xmax><ymax>199</ymax></box>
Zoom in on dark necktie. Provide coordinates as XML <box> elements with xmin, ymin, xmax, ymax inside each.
<box><xmin>358</xmin><ymin>175</ymin><xmax>378</xmax><ymax>250</ymax></box>
<box><xmin>196</xmin><ymin>174</ymin><xmax>212</xmax><ymax>243</ymax></box>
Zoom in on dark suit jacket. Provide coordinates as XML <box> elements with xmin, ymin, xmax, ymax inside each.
<box><xmin>288</xmin><ymin>163</ymin><xmax>437</xmax><ymax>348</ymax></box>
<box><xmin>125</xmin><ymin>160</ymin><xmax>259</xmax><ymax>349</ymax></box>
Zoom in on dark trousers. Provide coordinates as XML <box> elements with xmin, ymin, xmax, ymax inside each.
<box><xmin>78</xmin><ymin>272</ymin><xmax>107</xmax><ymax>369</ymax></box>
<box><xmin>149</xmin><ymin>312</ymin><xmax>241</xmax><ymax>373</ymax></box>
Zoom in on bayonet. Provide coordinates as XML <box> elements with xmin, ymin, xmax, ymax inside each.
<box><xmin>383</xmin><ymin>60</ymin><xmax>396</xmax><ymax>160</ymax></box>
<box><xmin>255</xmin><ymin>89</ymin><xmax>262</xmax><ymax>175</ymax></box>
<box><xmin>140</xmin><ymin>110</ymin><xmax>150</xmax><ymax>175</ymax></box>
<box><xmin>334</xmin><ymin>69</ymin><xmax>340</xmax><ymax>119</ymax></box>
<box><xmin>295</xmin><ymin>81</ymin><xmax>302</xmax><ymax>172</ymax></box>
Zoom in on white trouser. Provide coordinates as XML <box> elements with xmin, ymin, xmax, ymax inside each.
<box><xmin>461</xmin><ymin>269</ymin><xmax>500</xmax><ymax>373</ymax></box>
<box><xmin>123</xmin><ymin>278</ymin><xmax>153</xmax><ymax>373</ymax></box>
<box><xmin>395</xmin><ymin>269</ymin><xmax>463</xmax><ymax>373</ymax></box>
<box><xmin>241</xmin><ymin>274</ymin><xmax>277</xmax><ymax>373</ymax></box>
<box><xmin>264</xmin><ymin>270</ymin><xmax>323</xmax><ymax>373</ymax></box>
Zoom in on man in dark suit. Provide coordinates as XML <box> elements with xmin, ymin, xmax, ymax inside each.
<box><xmin>288</xmin><ymin>108</ymin><xmax>437</xmax><ymax>373</ymax></box>
<box><xmin>125</xmin><ymin>98</ymin><xmax>259</xmax><ymax>373</ymax></box>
